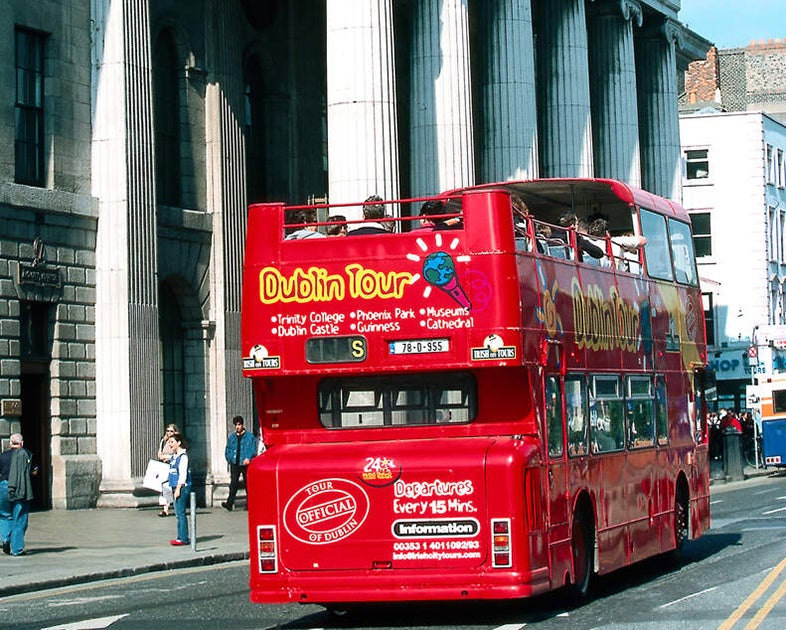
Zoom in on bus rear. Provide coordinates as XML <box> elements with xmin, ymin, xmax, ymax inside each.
<box><xmin>242</xmin><ymin>190</ymin><xmax>551</xmax><ymax>604</ymax></box>
<box><xmin>758</xmin><ymin>376</ymin><xmax>786</xmax><ymax>467</ymax></box>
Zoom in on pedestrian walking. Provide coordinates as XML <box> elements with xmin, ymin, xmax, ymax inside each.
<box><xmin>0</xmin><ymin>433</ymin><xmax>35</xmax><ymax>556</ymax></box>
<box><xmin>167</xmin><ymin>432</ymin><xmax>191</xmax><ymax>546</ymax></box>
<box><xmin>222</xmin><ymin>416</ymin><xmax>257</xmax><ymax>511</ymax></box>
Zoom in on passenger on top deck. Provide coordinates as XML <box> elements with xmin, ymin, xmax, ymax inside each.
<box><xmin>556</xmin><ymin>211</ymin><xmax>604</xmax><ymax>261</ymax></box>
<box><xmin>348</xmin><ymin>195</ymin><xmax>389</xmax><ymax>235</ymax></box>
<box><xmin>284</xmin><ymin>209</ymin><xmax>326</xmax><ymax>240</ymax></box>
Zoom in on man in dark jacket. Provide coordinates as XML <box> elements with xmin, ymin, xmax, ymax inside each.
<box><xmin>222</xmin><ymin>416</ymin><xmax>258</xmax><ymax>511</ymax></box>
<box><xmin>0</xmin><ymin>433</ymin><xmax>34</xmax><ymax>555</ymax></box>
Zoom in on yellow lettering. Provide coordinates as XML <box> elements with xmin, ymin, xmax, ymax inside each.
<box><xmin>572</xmin><ymin>279</ymin><xmax>640</xmax><ymax>352</ymax></box>
<box><xmin>258</xmin><ymin>264</ymin><xmax>414</xmax><ymax>305</ymax></box>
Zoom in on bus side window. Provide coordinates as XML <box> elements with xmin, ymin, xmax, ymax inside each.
<box><xmin>545</xmin><ymin>375</ymin><xmax>563</xmax><ymax>458</ymax></box>
<box><xmin>655</xmin><ymin>375</ymin><xmax>668</xmax><ymax>445</ymax></box>
<box><xmin>640</xmin><ymin>208</ymin><xmax>673</xmax><ymax>281</ymax></box>
<box><xmin>591</xmin><ymin>375</ymin><xmax>625</xmax><ymax>453</ymax></box>
<box><xmin>627</xmin><ymin>376</ymin><xmax>655</xmax><ymax>448</ymax></box>
<box><xmin>565</xmin><ymin>375</ymin><xmax>588</xmax><ymax>456</ymax></box>
<box><xmin>668</xmin><ymin>219</ymin><xmax>699</xmax><ymax>286</ymax></box>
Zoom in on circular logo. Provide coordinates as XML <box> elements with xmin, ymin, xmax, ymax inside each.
<box><xmin>283</xmin><ymin>478</ymin><xmax>370</xmax><ymax>545</ymax></box>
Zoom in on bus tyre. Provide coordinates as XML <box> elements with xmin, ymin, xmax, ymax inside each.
<box><xmin>569</xmin><ymin>512</ymin><xmax>593</xmax><ymax>598</ymax></box>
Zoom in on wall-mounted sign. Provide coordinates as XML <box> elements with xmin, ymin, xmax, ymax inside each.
<box><xmin>17</xmin><ymin>263</ymin><xmax>61</xmax><ymax>288</ymax></box>
<box><xmin>1</xmin><ymin>399</ymin><xmax>22</xmax><ymax>417</ymax></box>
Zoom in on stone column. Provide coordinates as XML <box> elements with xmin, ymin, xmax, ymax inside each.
<box><xmin>204</xmin><ymin>2</ymin><xmax>253</xmax><ymax>500</ymax></box>
<box><xmin>410</xmin><ymin>0</ymin><xmax>475</xmax><ymax>196</ymax></box>
<box><xmin>535</xmin><ymin>0</ymin><xmax>594</xmax><ymax>178</ymax></box>
<box><xmin>588</xmin><ymin>0</ymin><xmax>642</xmax><ymax>187</ymax></box>
<box><xmin>327</xmin><ymin>0</ymin><xmax>399</xmax><ymax>213</ymax></box>
<box><xmin>92</xmin><ymin>0</ymin><xmax>161</xmax><ymax>505</ymax></box>
<box><xmin>480</xmin><ymin>0</ymin><xmax>539</xmax><ymax>182</ymax></box>
<box><xmin>636</xmin><ymin>19</ymin><xmax>682</xmax><ymax>200</ymax></box>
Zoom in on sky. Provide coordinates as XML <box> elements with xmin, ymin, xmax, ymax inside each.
<box><xmin>678</xmin><ymin>0</ymin><xmax>786</xmax><ymax>49</ymax></box>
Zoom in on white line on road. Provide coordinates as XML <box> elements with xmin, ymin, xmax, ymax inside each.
<box><xmin>762</xmin><ymin>506</ymin><xmax>786</xmax><ymax>515</ymax></box>
<box><xmin>41</xmin><ymin>614</ymin><xmax>128</xmax><ymax>629</ymax></box>
<box><xmin>493</xmin><ymin>624</ymin><xmax>527</xmax><ymax>630</ymax></box>
<box><xmin>659</xmin><ymin>586</ymin><xmax>717</xmax><ymax>608</ymax></box>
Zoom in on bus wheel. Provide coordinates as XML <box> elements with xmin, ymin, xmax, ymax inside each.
<box><xmin>569</xmin><ymin>512</ymin><xmax>593</xmax><ymax>598</ymax></box>
<box><xmin>674</xmin><ymin>489</ymin><xmax>689</xmax><ymax>552</ymax></box>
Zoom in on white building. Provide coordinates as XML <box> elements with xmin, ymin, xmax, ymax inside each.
<box><xmin>680</xmin><ymin>110</ymin><xmax>786</xmax><ymax>409</ymax></box>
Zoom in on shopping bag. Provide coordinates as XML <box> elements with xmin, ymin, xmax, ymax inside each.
<box><xmin>142</xmin><ymin>459</ymin><xmax>169</xmax><ymax>492</ymax></box>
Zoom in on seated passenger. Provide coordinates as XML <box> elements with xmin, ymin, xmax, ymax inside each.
<box><xmin>414</xmin><ymin>199</ymin><xmax>462</xmax><ymax>231</ymax></box>
<box><xmin>348</xmin><ymin>195</ymin><xmax>389</xmax><ymax>235</ymax></box>
<box><xmin>557</xmin><ymin>211</ymin><xmax>604</xmax><ymax>262</ymax></box>
<box><xmin>326</xmin><ymin>214</ymin><xmax>347</xmax><ymax>236</ymax></box>
<box><xmin>285</xmin><ymin>209</ymin><xmax>326</xmax><ymax>240</ymax></box>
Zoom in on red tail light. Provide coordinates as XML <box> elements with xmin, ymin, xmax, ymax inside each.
<box><xmin>257</xmin><ymin>525</ymin><xmax>278</xmax><ymax>573</ymax></box>
<box><xmin>491</xmin><ymin>518</ymin><xmax>512</xmax><ymax>568</ymax></box>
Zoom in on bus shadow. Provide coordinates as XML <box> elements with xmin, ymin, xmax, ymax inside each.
<box><xmin>279</xmin><ymin>535</ymin><xmax>741</xmax><ymax>629</ymax></box>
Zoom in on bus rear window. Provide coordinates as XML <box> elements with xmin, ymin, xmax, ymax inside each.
<box><xmin>318</xmin><ymin>373</ymin><xmax>477</xmax><ymax>428</ymax></box>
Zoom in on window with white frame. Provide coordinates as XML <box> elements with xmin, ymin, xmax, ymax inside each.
<box><xmin>778</xmin><ymin>149</ymin><xmax>785</xmax><ymax>188</ymax></box>
<box><xmin>770</xmin><ymin>207</ymin><xmax>779</xmax><ymax>262</ymax></box>
<box><xmin>781</xmin><ymin>209</ymin><xmax>786</xmax><ymax>263</ymax></box>
<box><xmin>685</xmin><ymin>148</ymin><xmax>709</xmax><ymax>180</ymax></box>
<box><xmin>767</xmin><ymin>144</ymin><xmax>776</xmax><ymax>184</ymax></box>
<box><xmin>702</xmin><ymin>292</ymin><xmax>715</xmax><ymax>346</ymax></box>
<box><xmin>689</xmin><ymin>211</ymin><xmax>712</xmax><ymax>257</ymax></box>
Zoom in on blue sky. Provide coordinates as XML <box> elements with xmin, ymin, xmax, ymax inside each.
<box><xmin>678</xmin><ymin>0</ymin><xmax>786</xmax><ymax>48</ymax></box>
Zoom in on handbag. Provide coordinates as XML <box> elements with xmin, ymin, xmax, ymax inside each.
<box><xmin>142</xmin><ymin>459</ymin><xmax>170</xmax><ymax>492</ymax></box>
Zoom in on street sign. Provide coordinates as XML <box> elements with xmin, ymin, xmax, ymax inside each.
<box><xmin>748</xmin><ymin>345</ymin><xmax>758</xmax><ymax>358</ymax></box>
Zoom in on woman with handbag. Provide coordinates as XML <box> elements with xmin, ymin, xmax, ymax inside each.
<box><xmin>156</xmin><ymin>424</ymin><xmax>178</xmax><ymax>516</ymax></box>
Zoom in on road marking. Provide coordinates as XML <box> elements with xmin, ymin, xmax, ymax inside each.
<box><xmin>41</xmin><ymin>614</ymin><xmax>128</xmax><ymax>629</ymax></box>
<box><xmin>493</xmin><ymin>624</ymin><xmax>527</xmax><ymax>629</ymax></box>
<box><xmin>718</xmin><ymin>556</ymin><xmax>786</xmax><ymax>630</ymax></box>
<box><xmin>745</xmin><ymin>576</ymin><xmax>786</xmax><ymax>629</ymax></box>
<box><xmin>659</xmin><ymin>586</ymin><xmax>717</xmax><ymax>608</ymax></box>
<box><xmin>761</xmin><ymin>506</ymin><xmax>786</xmax><ymax>515</ymax></box>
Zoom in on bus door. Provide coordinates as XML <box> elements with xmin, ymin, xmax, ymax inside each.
<box><xmin>544</xmin><ymin>372</ymin><xmax>570</xmax><ymax>585</ymax></box>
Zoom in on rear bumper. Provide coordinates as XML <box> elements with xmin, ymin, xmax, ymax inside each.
<box><xmin>249</xmin><ymin>566</ymin><xmax>551</xmax><ymax>604</ymax></box>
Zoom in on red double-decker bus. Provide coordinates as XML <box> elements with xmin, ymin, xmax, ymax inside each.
<box><xmin>241</xmin><ymin>178</ymin><xmax>713</xmax><ymax>608</ymax></box>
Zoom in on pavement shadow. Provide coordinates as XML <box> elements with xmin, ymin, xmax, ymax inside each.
<box><xmin>22</xmin><ymin>546</ymin><xmax>78</xmax><ymax>555</ymax></box>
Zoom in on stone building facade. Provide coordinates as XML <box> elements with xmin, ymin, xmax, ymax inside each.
<box><xmin>0</xmin><ymin>0</ymin><xmax>708</xmax><ymax>509</ymax></box>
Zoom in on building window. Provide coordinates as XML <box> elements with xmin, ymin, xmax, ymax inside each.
<box><xmin>244</xmin><ymin>55</ymin><xmax>265</xmax><ymax>204</ymax></box>
<box><xmin>153</xmin><ymin>29</ymin><xmax>180</xmax><ymax>206</ymax></box>
<box><xmin>770</xmin><ymin>207</ymin><xmax>778</xmax><ymax>262</ymax></box>
<box><xmin>689</xmin><ymin>211</ymin><xmax>712</xmax><ymax>257</ymax></box>
<box><xmin>767</xmin><ymin>144</ymin><xmax>776</xmax><ymax>184</ymax></box>
<box><xmin>702</xmin><ymin>293</ymin><xmax>715</xmax><ymax>346</ymax></box>
<box><xmin>778</xmin><ymin>149</ymin><xmax>785</xmax><ymax>189</ymax></box>
<box><xmin>15</xmin><ymin>28</ymin><xmax>46</xmax><ymax>186</ymax></box>
<box><xmin>685</xmin><ymin>149</ymin><xmax>709</xmax><ymax>180</ymax></box>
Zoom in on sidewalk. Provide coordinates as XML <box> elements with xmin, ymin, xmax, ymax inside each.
<box><xmin>0</xmin><ymin>505</ymin><xmax>251</xmax><ymax>598</ymax></box>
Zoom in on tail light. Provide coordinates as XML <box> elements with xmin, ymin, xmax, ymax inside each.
<box><xmin>258</xmin><ymin>525</ymin><xmax>278</xmax><ymax>573</ymax></box>
<box><xmin>491</xmin><ymin>518</ymin><xmax>512</xmax><ymax>568</ymax></box>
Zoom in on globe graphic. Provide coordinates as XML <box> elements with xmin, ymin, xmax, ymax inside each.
<box><xmin>423</xmin><ymin>251</ymin><xmax>455</xmax><ymax>287</ymax></box>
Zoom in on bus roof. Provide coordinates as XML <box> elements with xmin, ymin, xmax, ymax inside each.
<box><xmin>445</xmin><ymin>178</ymin><xmax>690</xmax><ymax>224</ymax></box>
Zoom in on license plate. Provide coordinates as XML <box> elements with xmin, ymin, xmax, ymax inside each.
<box><xmin>389</xmin><ymin>338</ymin><xmax>449</xmax><ymax>355</ymax></box>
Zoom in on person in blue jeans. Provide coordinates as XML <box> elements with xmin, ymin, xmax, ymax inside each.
<box><xmin>167</xmin><ymin>433</ymin><xmax>191</xmax><ymax>546</ymax></box>
<box><xmin>221</xmin><ymin>416</ymin><xmax>257</xmax><ymax>511</ymax></box>
<box><xmin>0</xmin><ymin>433</ymin><xmax>34</xmax><ymax>556</ymax></box>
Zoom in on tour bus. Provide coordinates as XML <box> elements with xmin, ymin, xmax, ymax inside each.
<box><xmin>241</xmin><ymin>178</ymin><xmax>712</xmax><ymax>608</ymax></box>
<box><xmin>755</xmin><ymin>374</ymin><xmax>786</xmax><ymax>467</ymax></box>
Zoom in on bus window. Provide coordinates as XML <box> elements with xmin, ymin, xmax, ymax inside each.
<box><xmin>655</xmin><ymin>375</ymin><xmax>668</xmax><ymax>445</ymax></box>
<box><xmin>627</xmin><ymin>376</ymin><xmax>655</xmax><ymax>448</ymax></box>
<box><xmin>591</xmin><ymin>375</ymin><xmax>624</xmax><ymax>453</ymax></box>
<box><xmin>668</xmin><ymin>219</ymin><xmax>699</xmax><ymax>286</ymax></box>
<box><xmin>640</xmin><ymin>208</ymin><xmax>673</xmax><ymax>281</ymax></box>
<box><xmin>566</xmin><ymin>374</ymin><xmax>588</xmax><ymax>456</ymax></box>
<box><xmin>773</xmin><ymin>388</ymin><xmax>786</xmax><ymax>414</ymax></box>
<box><xmin>318</xmin><ymin>373</ymin><xmax>477</xmax><ymax>428</ymax></box>
<box><xmin>545</xmin><ymin>375</ymin><xmax>563</xmax><ymax>458</ymax></box>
